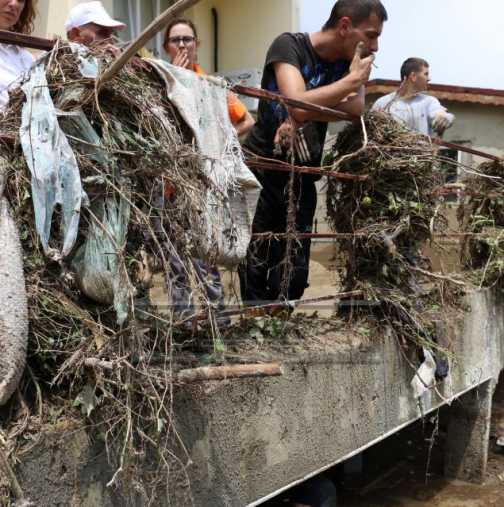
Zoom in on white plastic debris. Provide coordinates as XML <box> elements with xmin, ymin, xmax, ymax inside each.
<box><xmin>19</xmin><ymin>62</ymin><xmax>86</xmax><ymax>259</ymax></box>
<box><xmin>411</xmin><ymin>347</ymin><xmax>437</xmax><ymax>398</ymax></box>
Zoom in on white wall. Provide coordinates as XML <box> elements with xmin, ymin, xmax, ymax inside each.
<box><xmin>443</xmin><ymin>101</ymin><xmax>504</xmax><ymax>155</ymax></box>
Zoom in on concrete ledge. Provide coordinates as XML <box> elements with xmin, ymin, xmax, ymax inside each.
<box><xmin>173</xmin><ymin>290</ymin><xmax>504</xmax><ymax>506</ymax></box>
<box><xmin>12</xmin><ymin>290</ymin><xmax>504</xmax><ymax>506</ymax></box>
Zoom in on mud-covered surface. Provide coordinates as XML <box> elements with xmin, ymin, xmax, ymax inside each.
<box><xmin>267</xmin><ymin>380</ymin><xmax>504</xmax><ymax>507</ymax></box>
<box><xmin>173</xmin><ymin>313</ymin><xmax>374</xmax><ymax>368</ymax></box>
<box><xmin>340</xmin><ymin>434</ymin><xmax>504</xmax><ymax>507</ymax></box>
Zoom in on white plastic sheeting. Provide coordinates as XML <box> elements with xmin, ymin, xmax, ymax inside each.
<box><xmin>19</xmin><ymin>63</ymin><xmax>87</xmax><ymax>260</ymax></box>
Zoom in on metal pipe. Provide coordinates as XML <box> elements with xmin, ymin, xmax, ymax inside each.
<box><xmin>211</xmin><ymin>7</ymin><xmax>218</xmax><ymax>72</ymax></box>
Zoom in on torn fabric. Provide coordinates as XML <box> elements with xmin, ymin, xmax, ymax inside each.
<box><xmin>147</xmin><ymin>59</ymin><xmax>261</xmax><ymax>267</ymax></box>
<box><xmin>72</xmin><ymin>195</ymin><xmax>132</xmax><ymax>325</ymax></box>
<box><xmin>411</xmin><ymin>347</ymin><xmax>437</xmax><ymax>398</ymax></box>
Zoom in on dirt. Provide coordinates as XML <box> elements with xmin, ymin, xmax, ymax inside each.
<box><xmin>341</xmin><ymin>450</ymin><xmax>504</xmax><ymax>507</ymax></box>
<box><xmin>347</xmin><ymin>381</ymin><xmax>504</xmax><ymax>507</ymax></box>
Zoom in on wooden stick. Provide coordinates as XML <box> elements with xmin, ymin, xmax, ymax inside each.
<box><xmin>83</xmin><ymin>357</ymin><xmax>282</xmax><ymax>382</ymax></box>
<box><xmin>84</xmin><ymin>358</ymin><xmax>116</xmax><ymax>370</ymax></box>
<box><xmin>0</xmin><ymin>29</ymin><xmax>55</xmax><ymax>51</ymax></box>
<box><xmin>409</xmin><ymin>266</ymin><xmax>466</xmax><ymax>286</ymax></box>
<box><xmin>98</xmin><ymin>0</ymin><xmax>202</xmax><ymax>86</ymax></box>
<box><xmin>175</xmin><ymin>363</ymin><xmax>283</xmax><ymax>383</ymax></box>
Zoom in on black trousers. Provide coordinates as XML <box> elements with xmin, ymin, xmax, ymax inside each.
<box><xmin>239</xmin><ymin>172</ymin><xmax>317</xmax><ymax>305</ymax></box>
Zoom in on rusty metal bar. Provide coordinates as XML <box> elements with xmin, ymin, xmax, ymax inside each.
<box><xmin>233</xmin><ymin>84</ymin><xmax>354</xmax><ymax>122</ymax></box>
<box><xmin>252</xmin><ymin>232</ymin><xmax>502</xmax><ymax>241</ymax></box>
<box><xmin>246</xmin><ymin>159</ymin><xmax>369</xmax><ymax>181</ymax></box>
<box><xmin>253</xmin><ymin>232</ymin><xmax>363</xmax><ymax>240</ymax></box>
<box><xmin>177</xmin><ymin>290</ymin><xmax>363</xmax><ymax>325</ymax></box>
<box><xmin>432</xmin><ymin>138</ymin><xmax>504</xmax><ymax>162</ymax></box>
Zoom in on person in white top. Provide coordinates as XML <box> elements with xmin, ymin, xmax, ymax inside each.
<box><xmin>372</xmin><ymin>57</ymin><xmax>455</xmax><ymax>137</ymax></box>
<box><xmin>65</xmin><ymin>1</ymin><xmax>125</xmax><ymax>45</ymax></box>
<box><xmin>0</xmin><ymin>0</ymin><xmax>37</xmax><ymax>110</ymax></box>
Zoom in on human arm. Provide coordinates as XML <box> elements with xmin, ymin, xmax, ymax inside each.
<box><xmin>333</xmin><ymin>86</ymin><xmax>366</xmax><ymax>117</ymax></box>
<box><xmin>227</xmin><ymin>91</ymin><xmax>255</xmax><ymax>136</ymax></box>
<box><xmin>427</xmin><ymin>97</ymin><xmax>454</xmax><ymax>135</ymax></box>
<box><xmin>234</xmin><ymin>109</ymin><xmax>255</xmax><ymax>137</ymax></box>
<box><xmin>273</xmin><ymin>42</ymin><xmax>373</xmax><ymax>122</ymax></box>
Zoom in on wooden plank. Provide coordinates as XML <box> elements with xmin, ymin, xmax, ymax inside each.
<box><xmin>176</xmin><ymin>363</ymin><xmax>283</xmax><ymax>383</ymax></box>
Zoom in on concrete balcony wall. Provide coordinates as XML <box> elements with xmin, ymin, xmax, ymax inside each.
<box><xmin>13</xmin><ymin>290</ymin><xmax>504</xmax><ymax>506</ymax></box>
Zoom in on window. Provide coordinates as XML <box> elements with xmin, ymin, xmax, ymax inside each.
<box><xmin>113</xmin><ymin>0</ymin><xmax>175</xmax><ymax>57</ymax></box>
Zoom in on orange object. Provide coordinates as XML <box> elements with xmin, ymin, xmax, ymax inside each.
<box><xmin>227</xmin><ymin>91</ymin><xmax>247</xmax><ymax>125</ymax></box>
<box><xmin>164</xmin><ymin>181</ymin><xmax>175</xmax><ymax>200</ymax></box>
<box><xmin>192</xmin><ymin>64</ymin><xmax>247</xmax><ymax>125</ymax></box>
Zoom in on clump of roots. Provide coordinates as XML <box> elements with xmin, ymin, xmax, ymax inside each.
<box><xmin>326</xmin><ymin>111</ymin><xmax>460</xmax><ymax>350</ymax></box>
<box><xmin>0</xmin><ymin>43</ymin><xmax>230</xmax><ymax>504</ymax></box>
<box><xmin>460</xmin><ymin>161</ymin><xmax>504</xmax><ymax>289</ymax></box>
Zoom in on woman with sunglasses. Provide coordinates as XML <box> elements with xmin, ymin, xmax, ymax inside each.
<box><xmin>163</xmin><ymin>17</ymin><xmax>254</xmax><ymax>137</ymax></box>
<box><xmin>162</xmin><ymin>18</ymin><xmax>254</xmax><ymax>327</ymax></box>
<box><xmin>0</xmin><ymin>0</ymin><xmax>37</xmax><ymax>109</ymax></box>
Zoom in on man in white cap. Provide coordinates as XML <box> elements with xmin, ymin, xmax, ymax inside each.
<box><xmin>65</xmin><ymin>1</ymin><xmax>126</xmax><ymax>45</ymax></box>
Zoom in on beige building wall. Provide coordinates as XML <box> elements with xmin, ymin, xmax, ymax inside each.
<box><xmin>32</xmin><ymin>0</ymin><xmax>299</xmax><ymax>73</ymax></box>
<box><xmin>34</xmin><ymin>0</ymin><xmax>114</xmax><ymax>38</ymax></box>
<box><xmin>186</xmin><ymin>0</ymin><xmax>300</xmax><ymax>73</ymax></box>
<box><xmin>442</xmin><ymin>101</ymin><xmax>504</xmax><ymax>155</ymax></box>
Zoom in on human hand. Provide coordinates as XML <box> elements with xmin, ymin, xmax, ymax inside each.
<box><xmin>101</xmin><ymin>43</ymin><xmax>121</xmax><ymax>57</ymax></box>
<box><xmin>274</xmin><ymin>119</ymin><xmax>294</xmax><ymax>150</ymax></box>
<box><xmin>273</xmin><ymin>120</ymin><xmax>314</xmax><ymax>163</ymax></box>
<box><xmin>173</xmin><ymin>48</ymin><xmax>190</xmax><ymax>69</ymax></box>
<box><xmin>349</xmin><ymin>42</ymin><xmax>374</xmax><ymax>87</ymax></box>
<box><xmin>432</xmin><ymin>112</ymin><xmax>452</xmax><ymax>134</ymax></box>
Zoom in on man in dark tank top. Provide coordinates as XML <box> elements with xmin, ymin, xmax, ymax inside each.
<box><xmin>240</xmin><ymin>0</ymin><xmax>388</xmax><ymax>306</ymax></box>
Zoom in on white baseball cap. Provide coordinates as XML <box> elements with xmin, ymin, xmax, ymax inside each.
<box><xmin>65</xmin><ymin>1</ymin><xmax>126</xmax><ymax>31</ymax></box>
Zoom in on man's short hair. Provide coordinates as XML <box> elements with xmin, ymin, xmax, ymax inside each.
<box><xmin>323</xmin><ymin>0</ymin><xmax>388</xmax><ymax>30</ymax></box>
<box><xmin>400</xmin><ymin>58</ymin><xmax>429</xmax><ymax>81</ymax></box>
